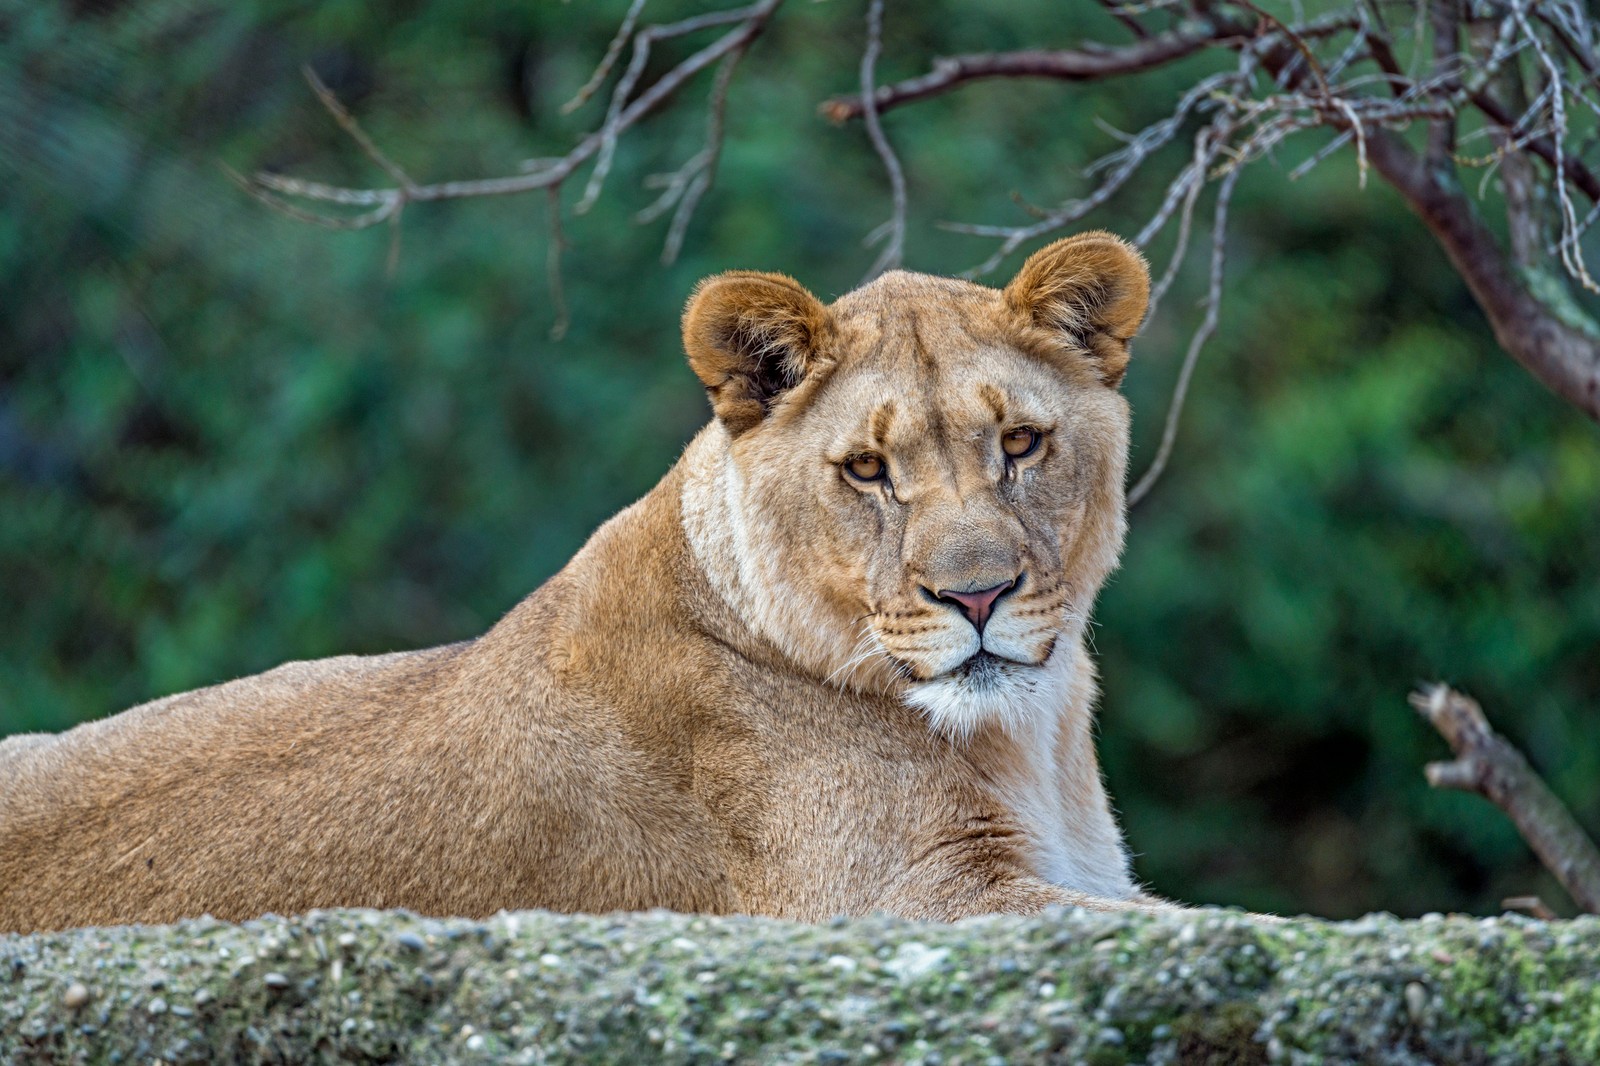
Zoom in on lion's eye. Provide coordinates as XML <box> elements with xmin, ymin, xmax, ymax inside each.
<box><xmin>846</xmin><ymin>454</ymin><xmax>886</xmax><ymax>481</ymax></box>
<box><xmin>1001</xmin><ymin>427</ymin><xmax>1041</xmax><ymax>459</ymax></box>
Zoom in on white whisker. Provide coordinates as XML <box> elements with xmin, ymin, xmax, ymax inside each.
<box><xmin>824</xmin><ymin>620</ymin><xmax>883</xmax><ymax>691</ymax></box>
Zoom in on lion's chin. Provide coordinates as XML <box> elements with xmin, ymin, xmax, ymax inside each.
<box><xmin>903</xmin><ymin>649</ymin><xmax>1070</xmax><ymax>741</ymax></box>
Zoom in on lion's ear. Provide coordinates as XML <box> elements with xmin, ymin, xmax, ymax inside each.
<box><xmin>1003</xmin><ymin>231</ymin><xmax>1150</xmax><ymax>387</ymax></box>
<box><xmin>682</xmin><ymin>271</ymin><xmax>833</xmax><ymax>436</ymax></box>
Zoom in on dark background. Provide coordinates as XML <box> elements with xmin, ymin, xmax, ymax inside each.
<box><xmin>3</xmin><ymin>0</ymin><xmax>1597</xmax><ymax>918</ymax></box>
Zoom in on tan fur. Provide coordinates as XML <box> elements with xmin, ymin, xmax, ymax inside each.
<box><xmin>0</xmin><ymin>232</ymin><xmax>1153</xmax><ymax>933</ymax></box>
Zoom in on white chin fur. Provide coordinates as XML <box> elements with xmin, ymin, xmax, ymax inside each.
<box><xmin>904</xmin><ymin>649</ymin><xmax>1072</xmax><ymax>741</ymax></box>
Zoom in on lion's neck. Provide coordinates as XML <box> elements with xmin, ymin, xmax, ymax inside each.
<box><xmin>677</xmin><ymin>424</ymin><xmax>864</xmax><ymax>683</ymax></box>
<box><xmin>959</xmin><ymin>644</ymin><xmax>1136</xmax><ymax>897</ymax></box>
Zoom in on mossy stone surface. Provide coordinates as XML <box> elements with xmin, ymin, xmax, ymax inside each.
<box><xmin>3</xmin><ymin>907</ymin><xmax>1597</xmax><ymax>1064</ymax></box>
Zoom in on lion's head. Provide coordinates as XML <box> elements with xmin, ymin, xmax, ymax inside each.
<box><xmin>679</xmin><ymin>232</ymin><xmax>1149</xmax><ymax>738</ymax></box>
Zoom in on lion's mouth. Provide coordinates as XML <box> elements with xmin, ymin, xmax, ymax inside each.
<box><xmin>952</xmin><ymin>650</ymin><xmax>1013</xmax><ymax>687</ymax></box>
<box><xmin>946</xmin><ymin>646</ymin><xmax>1055</xmax><ymax>685</ymax></box>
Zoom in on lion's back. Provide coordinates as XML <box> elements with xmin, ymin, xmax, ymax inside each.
<box><xmin>0</xmin><ymin>646</ymin><xmax>457</xmax><ymax>784</ymax></box>
<box><xmin>0</xmin><ymin>643</ymin><xmax>472</xmax><ymax>931</ymax></box>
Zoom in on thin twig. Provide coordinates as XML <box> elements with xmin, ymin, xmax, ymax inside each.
<box><xmin>1512</xmin><ymin>0</ymin><xmax>1599</xmax><ymax>293</ymax></box>
<box><xmin>226</xmin><ymin>165</ymin><xmax>401</xmax><ymax>229</ymax></box>
<box><xmin>859</xmin><ymin>0</ymin><xmax>907</xmax><ymax>282</ymax></box>
<box><xmin>1425</xmin><ymin>0</ymin><xmax>1460</xmax><ymax>165</ymax></box>
<box><xmin>1096</xmin><ymin>0</ymin><xmax>1151</xmax><ymax>40</ymax></box>
<box><xmin>1471</xmin><ymin>91</ymin><xmax>1600</xmax><ymax>203</ymax></box>
<box><xmin>1535</xmin><ymin>3</ymin><xmax>1600</xmax><ymax>89</ymax></box>
<box><xmin>1230</xmin><ymin>0</ymin><xmax>1331</xmax><ymax>96</ymax></box>
<box><xmin>1137</xmin><ymin>124</ymin><xmax>1219</xmax><ymax>325</ymax></box>
<box><xmin>1502</xmin><ymin>895</ymin><xmax>1559</xmax><ymax>920</ymax></box>
<box><xmin>576</xmin><ymin>3</ymin><xmax>775</xmax><ymax>214</ymax></box>
<box><xmin>1337</xmin><ymin>98</ymin><xmax>1369</xmax><ymax>188</ymax></box>
<box><xmin>667</xmin><ymin>50</ymin><xmax>743</xmax><ymax>263</ymax></box>
<box><xmin>635</xmin><ymin>39</ymin><xmax>751</xmax><ymax>263</ymax></box>
<box><xmin>563</xmin><ymin>0</ymin><xmax>650</xmax><ymax>114</ymax></box>
<box><xmin>546</xmin><ymin>186</ymin><xmax>569</xmax><ymax>342</ymax></box>
<box><xmin>1126</xmin><ymin>164</ymin><xmax>1238</xmax><ymax>508</ymax></box>
<box><xmin>302</xmin><ymin>66</ymin><xmax>418</xmax><ymax>193</ymax></box>
<box><xmin>821</xmin><ymin>10</ymin><xmax>1366</xmax><ymax>123</ymax></box>
<box><xmin>945</xmin><ymin>71</ymin><xmax>1233</xmax><ymax>278</ymax></box>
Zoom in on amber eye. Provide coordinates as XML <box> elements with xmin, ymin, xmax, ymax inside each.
<box><xmin>846</xmin><ymin>454</ymin><xmax>886</xmax><ymax>481</ymax></box>
<box><xmin>1001</xmin><ymin>427</ymin><xmax>1041</xmax><ymax>459</ymax></box>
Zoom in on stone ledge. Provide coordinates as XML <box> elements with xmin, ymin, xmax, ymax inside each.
<box><xmin>2</xmin><ymin>907</ymin><xmax>1596</xmax><ymax>1064</ymax></box>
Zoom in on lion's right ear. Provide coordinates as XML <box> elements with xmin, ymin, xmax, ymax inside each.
<box><xmin>682</xmin><ymin>271</ymin><xmax>834</xmax><ymax>436</ymax></box>
<box><xmin>1004</xmin><ymin>231</ymin><xmax>1150</xmax><ymax>387</ymax></box>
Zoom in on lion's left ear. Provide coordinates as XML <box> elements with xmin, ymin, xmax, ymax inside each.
<box><xmin>682</xmin><ymin>271</ymin><xmax>834</xmax><ymax>436</ymax></box>
<box><xmin>1003</xmin><ymin>231</ymin><xmax>1150</xmax><ymax>387</ymax></box>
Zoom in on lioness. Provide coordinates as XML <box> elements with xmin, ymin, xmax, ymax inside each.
<box><xmin>0</xmin><ymin>232</ymin><xmax>1154</xmax><ymax>933</ymax></box>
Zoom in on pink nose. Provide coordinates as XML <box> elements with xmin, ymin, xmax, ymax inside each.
<box><xmin>934</xmin><ymin>579</ymin><xmax>1016</xmax><ymax>634</ymax></box>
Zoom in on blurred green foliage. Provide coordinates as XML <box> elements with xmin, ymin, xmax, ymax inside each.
<box><xmin>2</xmin><ymin>0</ymin><xmax>1596</xmax><ymax>919</ymax></box>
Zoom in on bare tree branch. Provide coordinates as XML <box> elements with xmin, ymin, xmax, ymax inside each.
<box><xmin>1137</xmin><ymin>124</ymin><xmax>1216</xmax><ymax>320</ymax></box>
<box><xmin>821</xmin><ymin>24</ymin><xmax>1227</xmax><ymax>125</ymax></box>
<box><xmin>225</xmin><ymin>165</ymin><xmax>401</xmax><ymax>230</ymax></box>
<box><xmin>940</xmin><ymin>71</ymin><xmax>1236</xmax><ymax>278</ymax></box>
<box><xmin>1513</xmin><ymin>0</ymin><xmax>1599</xmax><ymax>294</ymax></box>
<box><xmin>1234</xmin><ymin>20</ymin><xmax>1600</xmax><ymax>420</ymax></box>
<box><xmin>1411</xmin><ymin>684</ymin><xmax>1600</xmax><ymax>915</ymax></box>
<box><xmin>576</xmin><ymin>4</ymin><xmax>777</xmax><ymax>213</ymax></box>
<box><xmin>1194</xmin><ymin>14</ymin><xmax>1600</xmax><ymax>420</ymax></box>
<box><xmin>819</xmin><ymin>13</ymin><xmax>1366</xmax><ymax>123</ymax></box>
<box><xmin>241</xmin><ymin>0</ymin><xmax>785</xmax><ymax>330</ymax></box>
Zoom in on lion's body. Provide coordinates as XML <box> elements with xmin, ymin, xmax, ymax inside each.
<box><xmin>0</xmin><ymin>234</ymin><xmax>1152</xmax><ymax>932</ymax></box>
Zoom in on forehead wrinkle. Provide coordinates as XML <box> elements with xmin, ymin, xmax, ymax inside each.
<box><xmin>897</xmin><ymin>303</ymin><xmax>947</xmax><ymax>426</ymax></box>
<box><xmin>869</xmin><ymin>302</ymin><xmax>891</xmax><ymax>367</ymax></box>
<box><xmin>869</xmin><ymin>399</ymin><xmax>897</xmax><ymax>446</ymax></box>
<box><xmin>912</xmin><ymin>369</ymin><xmax>965</xmax><ymax>496</ymax></box>
<box><xmin>906</xmin><ymin>307</ymin><xmax>935</xmax><ymax>372</ymax></box>
<box><xmin>977</xmin><ymin>383</ymin><xmax>1007</xmax><ymax>424</ymax></box>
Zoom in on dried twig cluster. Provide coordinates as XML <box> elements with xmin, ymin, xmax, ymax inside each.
<box><xmin>241</xmin><ymin>0</ymin><xmax>1600</xmax><ymax>471</ymax></box>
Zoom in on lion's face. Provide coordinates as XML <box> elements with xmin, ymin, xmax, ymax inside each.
<box><xmin>681</xmin><ymin>233</ymin><xmax>1148</xmax><ymax>737</ymax></box>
